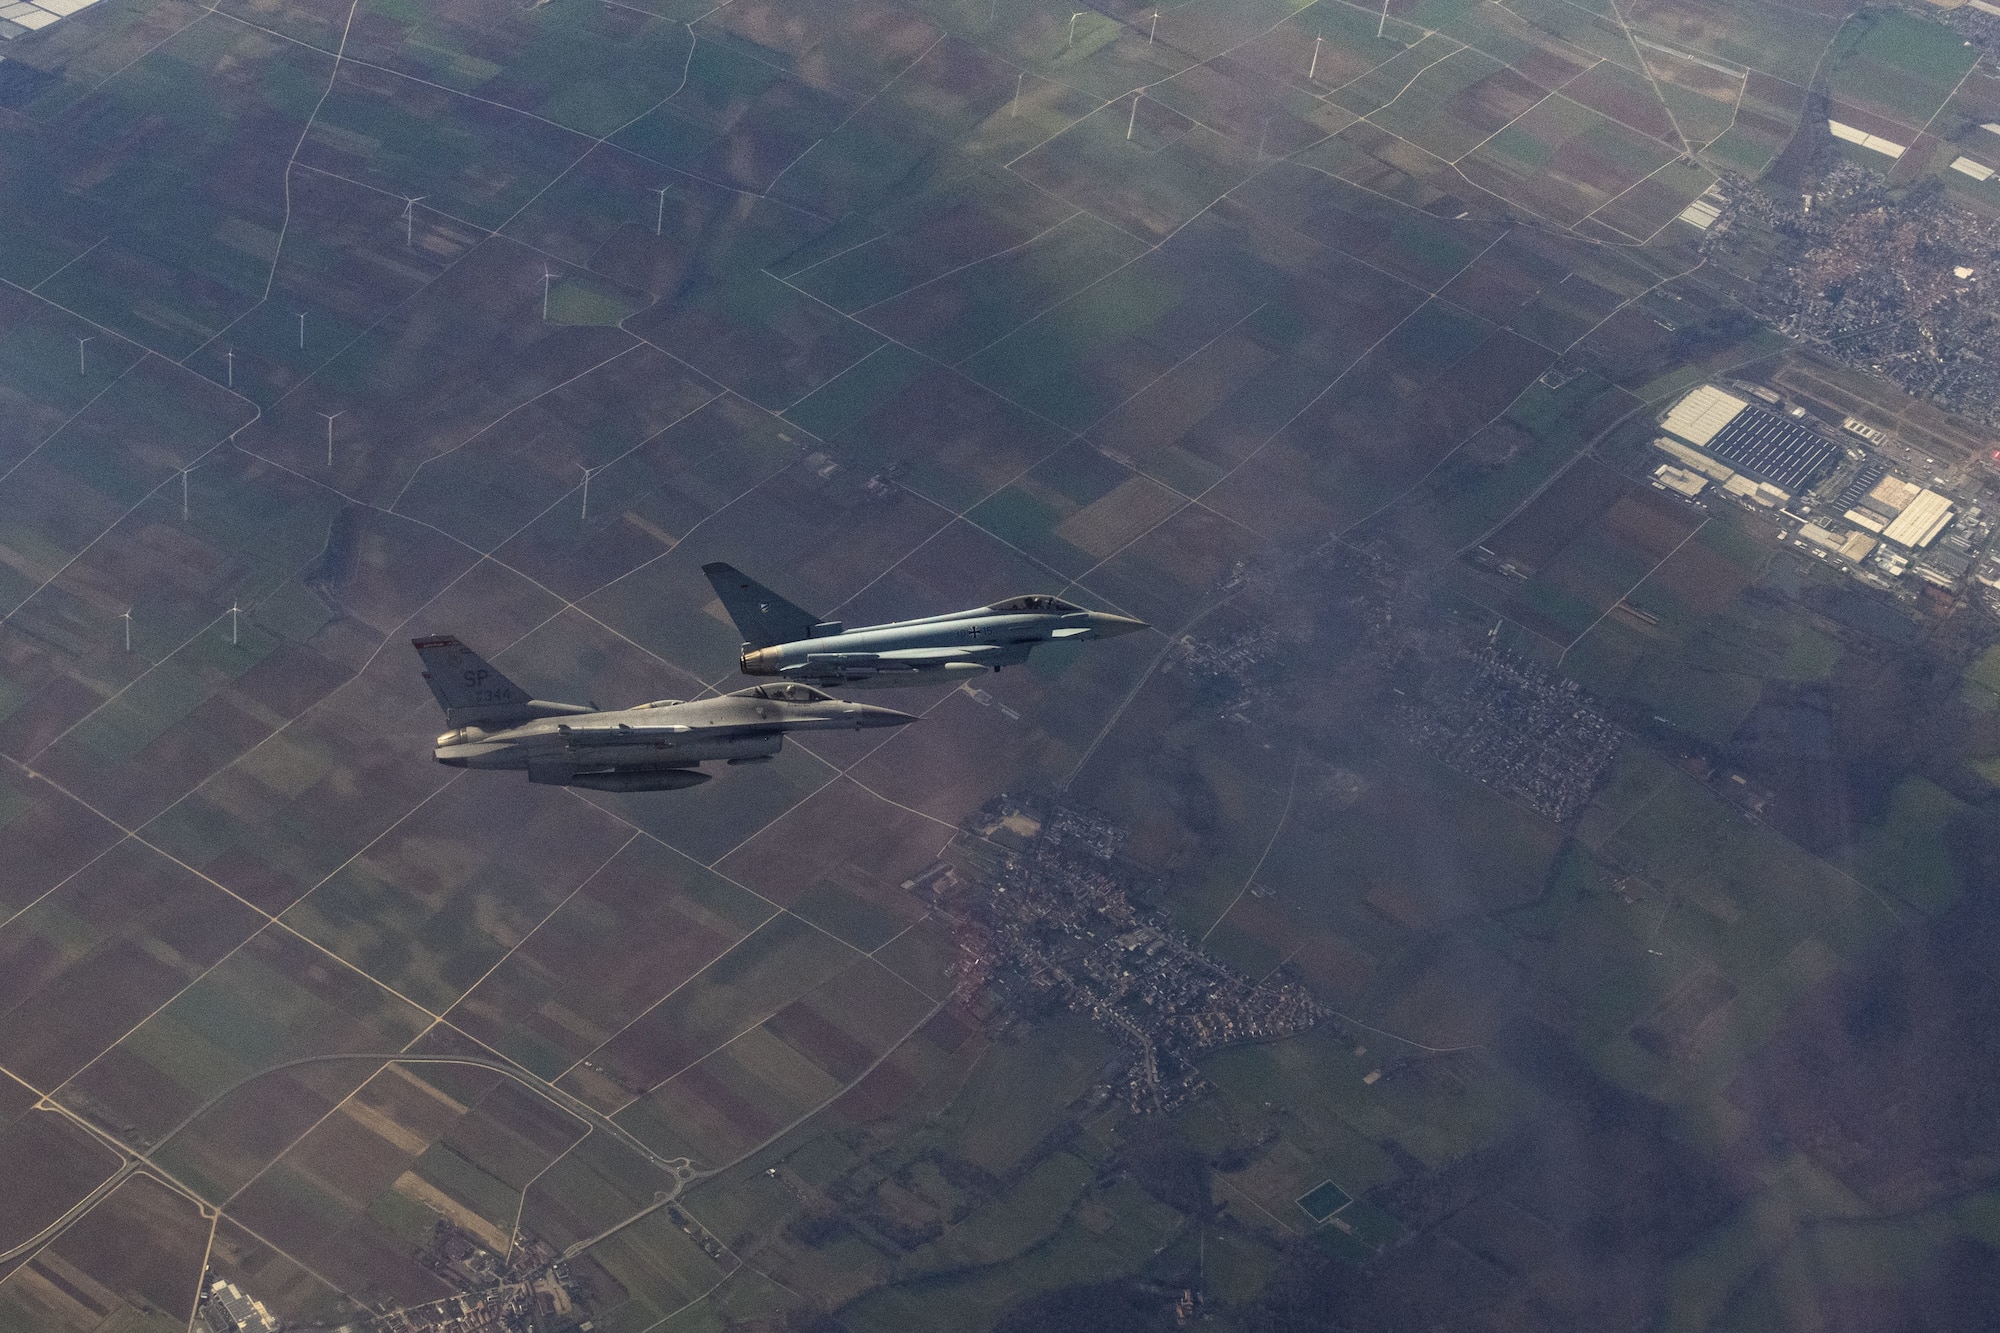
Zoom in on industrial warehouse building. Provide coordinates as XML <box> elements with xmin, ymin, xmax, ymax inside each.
<box><xmin>1658</xmin><ymin>385</ymin><xmax>1844</xmax><ymax>495</ymax></box>
<box><xmin>1655</xmin><ymin>385</ymin><xmax>1955</xmax><ymax>550</ymax></box>
<box><xmin>1845</xmin><ymin>476</ymin><xmax>1957</xmax><ymax>547</ymax></box>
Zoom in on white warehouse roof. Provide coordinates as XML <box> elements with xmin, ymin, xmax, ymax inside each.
<box><xmin>1660</xmin><ymin>385</ymin><xmax>1750</xmax><ymax>447</ymax></box>
<box><xmin>1882</xmin><ymin>489</ymin><xmax>1955</xmax><ymax>548</ymax></box>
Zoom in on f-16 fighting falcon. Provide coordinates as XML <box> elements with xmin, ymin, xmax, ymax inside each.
<box><xmin>414</xmin><ymin>635</ymin><xmax>916</xmax><ymax>791</ymax></box>
<box><xmin>702</xmin><ymin>563</ymin><xmax>1148</xmax><ymax>688</ymax></box>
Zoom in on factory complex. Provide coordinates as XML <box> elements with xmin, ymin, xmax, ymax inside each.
<box><xmin>1650</xmin><ymin>384</ymin><xmax>2000</xmax><ymax>596</ymax></box>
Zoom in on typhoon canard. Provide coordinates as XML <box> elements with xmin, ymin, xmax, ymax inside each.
<box><xmin>413</xmin><ymin>636</ymin><xmax>915</xmax><ymax>791</ymax></box>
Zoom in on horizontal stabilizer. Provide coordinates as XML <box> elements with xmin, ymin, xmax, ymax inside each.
<box><xmin>703</xmin><ymin>562</ymin><xmax>820</xmax><ymax>649</ymax></box>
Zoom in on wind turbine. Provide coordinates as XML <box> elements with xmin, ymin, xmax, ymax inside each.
<box><xmin>401</xmin><ymin>195</ymin><xmax>425</xmax><ymax>248</ymax></box>
<box><xmin>229</xmin><ymin>602</ymin><xmax>241</xmax><ymax>645</ymax></box>
<box><xmin>542</xmin><ymin>266</ymin><xmax>556</xmax><ymax>321</ymax></box>
<box><xmin>1069</xmin><ymin>10</ymin><xmax>1082</xmax><ymax>45</ymax></box>
<box><xmin>120</xmin><ymin>609</ymin><xmax>131</xmax><ymax>652</ymax></box>
<box><xmin>1309</xmin><ymin>36</ymin><xmax>1322</xmax><ymax>81</ymax></box>
<box><xmin>578</xmin><ymin>461</ymin><xmax>601</xmax><ymax>520</ymax></box>
<box><xmin>318</xmin><ymin>410</ymin><xmax>344</xmax><ymax>467</ymax></box>
<box><xmin>296</xmin><ymin>311</ymin><xmax>307</xmax><ymax>349</ymax></box>
<box><xmin>76</xmin><ymin>335</ymin><xmax>90</xmax><ymax>375</ymax></box>
<box><xmin>225</xmin><ymin>348</ymin><xmax>234</xmax><ymax>388</ymax></box>
<box><xmin>651</xmin><ymin>186</ymin><xmax>669</xmax><ymax>236</ymax></box>
<box><xmin>177</xmin><ymin>462</ymin><xmax>202</xmax><ymax>521</ymax></box>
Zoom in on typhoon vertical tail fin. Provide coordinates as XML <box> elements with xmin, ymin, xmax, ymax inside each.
<box><xmin>701</xmin><ymin>563</ymin><xmax>821</xmax><ymax>649</ymax></box>
<box><xmin>413</xmin><ymin>636</ymin><xmax>541</xmax><ymax>726</ymax></box>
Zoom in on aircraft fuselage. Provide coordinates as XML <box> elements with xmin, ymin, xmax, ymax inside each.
<box><xmin>431</xmin><ymin>685</ymin><xmax>913</xmax><ymax>790</ymax></box>
<box><xmin>739</xmin><ymin>605</ymin><xmax>1147</xmax><ymax>687</ymax></box>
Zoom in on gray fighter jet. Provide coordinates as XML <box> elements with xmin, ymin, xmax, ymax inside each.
<box><xmin>703</xmin><ymin>563</ymin><xmax>1148</xmax><ymax>688</ymax></box>
<box><xmin>414</xmin><ymin>635</ymin><xmax>915</xmax><ymax>791</ymax></box>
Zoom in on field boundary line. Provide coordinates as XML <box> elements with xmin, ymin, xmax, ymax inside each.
<box><xmin>543</xmin><ymin>887</ymin><xmax>782</xmax><ymax>1087</ymax></box>
<box><xmin>1451</xmin><ymin>58</ymin><xmax>1604</xmax><ymax>164</ymax></box>
<box><xmin>1600</xmin><ymin>0</ymin><xmax>1694</xmax><ymax>157</ymax></box>
<box><xmin>766</xmin><ymin>32</ymin><xmax>948</xmax><ymax>196</ymax></box>
<box><xmin>1556</xmin><ymin>517</ymin><xmax>1707</xmax><ymax>665</ymax></box>
<box><xmin>1063</xmin><ymin>225</ymin><xmax>1516</xmax><ymax>592</ymax></box>
<box><xmin>182</xmin><ymin>1211</ymin><xmax>220</xmax><ymax>1333</ymax></box>
<box><xmin>264</xmin><ymin>0</ymin><xmax>360</xmax><ymax>306</ymax></box>
<box><xmin>567</xmin><ymin>995</ymin><xmax>951</xmax><ymax>1264</ymax></box>
<box><xmin>441</xmin><ymin>830</ymin><xmax>644</xmax><ymax>1038</ymax></box>
<box><xmin>841</xmin><ymin>210</ymin><xmax>1085</xmax><ymax>317</ymax></box>
<box><xmin>27</xmin><ymin>236</ymin><xmax>103</xmax><ymax>294</ymax></box>
<box><xmin>387</xmin><ymin>342</ymin><xmax>648</xmax><ymax>511</ymax></box>
<box><xmin>0</xmin><ymin>345</ymin><xmax>143</xmax><ymax>492</ymax></box>
<box><xmin>1199</xmin><ymin>748</ymin><xmax>1302</xmax><ymax>945</ymax></box>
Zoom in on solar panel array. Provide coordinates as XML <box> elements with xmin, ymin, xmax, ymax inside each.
<box><xmin>1704</xmin><ymin>409</ymin><xmax>1844</xmax><ymax>493</ymax></box>
<box><xmin>1834</xmin><ymin>459</ymin><xmax>1888</xmax><ymax>512</ymax></box>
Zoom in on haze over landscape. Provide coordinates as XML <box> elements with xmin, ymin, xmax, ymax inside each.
<box><xmin>5</xmin><ymin>0</ymin><xmax>2000</xmax><ymax>1330</ymax></box>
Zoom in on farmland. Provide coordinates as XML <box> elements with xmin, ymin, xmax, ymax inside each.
<box><xmin>1</xmin><ymin>0</ymin><xmax>1998</xmax><ymax>1329</ymax></box>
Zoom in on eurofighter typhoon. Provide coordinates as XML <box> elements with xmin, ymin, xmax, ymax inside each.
<box><xmin>703</xmin><ymin>563</ymin><xmax>1148</xmax><ymax>688</ymax></box>
<box><xmin>414</xmin><ymin>636</ymin><xmax>915</xmax><ymax>791</ymax></box>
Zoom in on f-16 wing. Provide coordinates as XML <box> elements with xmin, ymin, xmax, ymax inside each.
<box><xmin>555</xmin><ymin>722</ymin><xmax>695</xmax><ymax>746</ymax></box>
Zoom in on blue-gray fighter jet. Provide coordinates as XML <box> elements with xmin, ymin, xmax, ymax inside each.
<box><xmin>415</xmin><ymin>635</ymin><xmax>915</xmax><ymax>791</ymax></box>
<box><xmin>702</xmin><ymin>563</ymin><xmax>1147</xmax><ymax>689</ymax></box>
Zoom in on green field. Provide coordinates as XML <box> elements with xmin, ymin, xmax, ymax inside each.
<box><xmin>1827</xmin><ymin>9</ymin><xmax>1979</xmax><ymax>128</ymax></box>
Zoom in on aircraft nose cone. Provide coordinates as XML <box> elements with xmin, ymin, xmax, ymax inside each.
<box><xmin>1091</xmin><ymin>612</ymin><xmax>1149</xmax><ymax>638</ymax></box>
<box><xmin>854</xmin><ymin>704</ymin><xmax>920</xmax><ymax>729</ymax></box>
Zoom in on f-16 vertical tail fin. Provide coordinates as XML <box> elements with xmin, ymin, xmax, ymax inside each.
<box><xmin>701</xmin><ymin>563</ymin><xmax>821</xmax><ymax>649</ymax></box>
<box><xmin>413</xmin><ymin>636</ymin><xmax>543</xmax><ymax>727</ymax></box>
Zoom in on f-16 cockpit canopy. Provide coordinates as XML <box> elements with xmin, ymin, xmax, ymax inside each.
<box><xmin>989</xmin><ymin>595</ymin><xmax>1082</xmax><ymax>613</ymax></box>
<box><xmin>730</xmin><ymin>683</ymin><xmax>836</xmax><ymax>702</ymax></box>
<box><xmin>632</xmin><ymin>699</ymin><xmax>684</xmax><ymax>709</ymax></box>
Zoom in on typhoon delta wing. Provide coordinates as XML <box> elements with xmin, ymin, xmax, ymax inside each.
<box><xmin>413</xmin><ymin>636</ymin><xmax>915</xmax><ymax>791</ymax></box>
<box><xmin>702</xmin><ymin>563</ymin><xmax>1146</xmax><ymax>689</ymax></box>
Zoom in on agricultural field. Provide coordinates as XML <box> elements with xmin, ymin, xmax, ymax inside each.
<box><xmin>0</xmin><ymin>0</ymin><xmax>1997</xmax><ymax>1328</ymax></box>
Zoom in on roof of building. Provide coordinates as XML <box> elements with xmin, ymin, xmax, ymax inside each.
<box><xmin>1699</xmin><ymin>407</ymin><xmax>1844</xmax><ymax>494</ymax></box>
<box><xmin>1652</xmin><ymin>465</ymin><xmax>1708</xmax><ymax>497</ymax></box>
<box><xmin>1868</xmin><ymin>475</ymin><xmax>1923</xmax><ymax>513</ymax></box>
<box><xmin>1834</xmin><ymin>459</ymin><xmax>1888</xmax><ymax>511</ymax></box>
<box><xmin>1800</xmin><ymin>524</ymin><xmax>1877</xmax><ymax>562</ymax></box>
<box><xmin>1653</xmin><ymin>435</ymin><xmax>1736</xmax><ymax>481</ymax></box>
<box><xmin>1918</xmin><ymin>546</ymin><xmax>1973</xmax><ymax>577</ymax></box>
<box><xmin>1661</xmin><ymin>385</ymin><xmax>1750</xmax><ymax>447</ymax></box>
<box><xmin>1883</xmin><ymin>489</ymin><xmax>1955</xmax><ymax>547</ymax></box>
<box><xmin>1829</xmin><ymin>119</ymin><xmax>1907</xmax><ymax>157</ymax></box>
